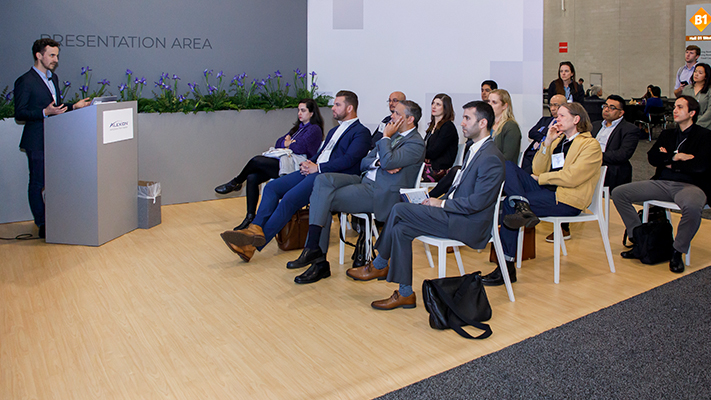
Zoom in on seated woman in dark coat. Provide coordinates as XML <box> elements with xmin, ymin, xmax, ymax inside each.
<box><xmin>215</xmin><ymin>99</ymin><xmax>324</xmax><ymax>229</ymax></box>
<box><xmin>422</xmin><ymin>93</ymin><xmax>458</xmax><ymax>182</ymax></box>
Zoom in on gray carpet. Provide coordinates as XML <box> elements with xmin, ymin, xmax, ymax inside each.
<box><xmin>377</xmin><ymin>266</ymin><xmax>711</xmax><ymax>399</ymax></box>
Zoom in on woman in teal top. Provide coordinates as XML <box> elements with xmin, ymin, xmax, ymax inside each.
<box><xmin>489</xmin><ymin>89</ymin><xmax>522</xmax><ymax>163</ymax></box>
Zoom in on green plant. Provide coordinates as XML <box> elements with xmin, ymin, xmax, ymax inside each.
<box><xmin>0</xmin><ymin>86</ymin><xmax>13</xmax><ymax>121</ymax></box>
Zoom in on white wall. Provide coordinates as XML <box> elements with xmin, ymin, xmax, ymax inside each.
<box><xmin>308</xmin><ymin>0</ymin><xmax>543</xmax><ymax>150</ymax></box>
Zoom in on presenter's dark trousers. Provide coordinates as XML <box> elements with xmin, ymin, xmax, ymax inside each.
<box><xmin>25</xmin><ymin>150</ymin><xmax>45</xmax><ymax>227</ymax></box>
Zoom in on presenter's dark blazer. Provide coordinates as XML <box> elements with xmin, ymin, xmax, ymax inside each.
<box><xmin>591</xmin><ymin>119</ymin><xmax>640</xmax><ymax>190</ymax></box>
<box><xmin>441</xmin><ymin>138</ymin><xmax>505</xmax><ymax>249</ymax></box>
<box><xmin>309</xmin><ymin>120</ymin><xmax>371</xmax><ymax>176</ymax></box>
<box><xmin>14</xmin><ymin>68</ymin><xmax>74</xmax><ymax>152</ymax></box>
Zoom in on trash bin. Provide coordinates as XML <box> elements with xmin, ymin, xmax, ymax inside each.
<box><xmin>138</xmin><ymin>180</ymin><xmax>161</xmax><ymax>229</ymax></box>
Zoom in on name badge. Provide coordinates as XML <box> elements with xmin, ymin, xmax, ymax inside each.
<box><xmin>552</xmin><ymin>153</ymin><xmax>565</xmax><ymax>169</ymax></box>
<box><xmin>378</xmin><ymin>122</ymin><xmax>386</xmax><ymax>133</ymax></box>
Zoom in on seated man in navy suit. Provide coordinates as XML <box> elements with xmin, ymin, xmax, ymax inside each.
<box><xmin>14</xmin><ymin>38</ymin><xmax>90</xmax><ymax>238</ymax></box>
<box><xmin>220</xmin><ymin>90</ymin><xmax>371</xmax><ymax>262</ymax></box>
<box><xmin>286</xmin><ymin>100</ymin><xmax>426</xmax><ymax>284</ymax></box>
<box><xmin>346</xmin><ymin>101</ymin><xmax>505</xmax><ymax>310</ymax></box>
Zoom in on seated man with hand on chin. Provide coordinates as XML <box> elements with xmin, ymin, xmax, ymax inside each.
<box><xmin>347</xmin><ymin>101</ymin><xmax>505</xmax><ymax>310</ymax></box>
<box><xmin>287</xmin><ymin>100</ymin><xmax>426</xmax><ymax>284</ymax></box>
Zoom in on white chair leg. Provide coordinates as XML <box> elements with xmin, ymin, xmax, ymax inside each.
<box><xmin>339</xmin><ymin>213</ymin><xmax>346</xmax><ymax>265</ymax></box>
<box><xmin>603</xmin><ymin>187</ymin><xmax>610</xmax><ymax>233</ymax></box>
<box><xmin>553</xmin><ymin>222</ymin><xmax>561</xmax><ymax>284</ymax></box>
<box><xmin>364</xmin><ymin>216</ymin><xmax>372</xmax><ymax>262</ymax></box>
<box><xmin>597</xmin><ymin>217</ymin><xmax>616</xmax><ymax>273</ymax></box>
<box><xmin>437</xmin><ymin>244</ymin><xmax>447</xmax><ymax>278</ymax></box>
<box><xmin>642</xmin><ymin>202</ymin><xmax>650</xmax><ymax>223</ymax></box>
<box><xmin>516</xmin><ymin>227</ymin><xmax>524</xmax><ymax>269</ymax></box>
<box><xmin>423</xmin><ymin>242</ymin><xmax>435</xmax><ymax>269</ymax></box>
<box><xmin>453</xmin><ymin>247</ymin><xmax>465</xmax><ymax>276</ymax></box>
<box><xmin>685</xmin><ymin>251</ymin><xmax>691</xmax><ymax>266</ymax></box>
<box><xmin>560</xmin><ymin>226</ymin><xmax>568</xmax><ymax>257</ymax></box>
<box><xmin>493</xmin><ymin>237</ymin><xmax>515</xmax><ymax>302</ymax></box>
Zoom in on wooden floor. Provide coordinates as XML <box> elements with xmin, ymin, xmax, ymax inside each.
<box><xmin>2</xmin><ymin>197</ymin><xmax>709</xmax><ymax>399</ymax></box>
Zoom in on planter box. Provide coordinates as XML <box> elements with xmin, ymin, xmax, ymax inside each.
<box><xmin>1</xmin><ymin>107</ymin><xmax>336</xmax><ymax>223</ymax></box>
<box><xmin>0</xmin><ymin>119</ymin><xmax>33</xmax><ymax>223</ymax></box>
<box><xmin>138</xmin><ymin>107</ymin><xmax>335</xmax><ymax>205</ymax></box>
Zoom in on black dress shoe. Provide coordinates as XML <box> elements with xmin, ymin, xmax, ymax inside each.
<box><xmin>669</xmin><ymin>250</ymin><xmax>685</xmax><ymax>274</ymax></box>
<box><xmin>503</xmin><ymin>201</ymin><xmax>540</xmax><ymax>230</ymax></box>
<box><xmin>620</xmin><ymin>248</ymin><xmax>638</xmax><ymax>259</ymax></box>
<box><xmin>294</xmin><ymin>260</ymin><xmax>331</xmax><ymax>284</ymax></box>
<box><xmin>215</xmin><ymin>180</ymin><xmax>242</xmax><ymax>194</ymax></box>
<box><xmin>234</xmin><ymin>213</ymin><xmax>256</xmax><ymax>230</ymax></box>
<box><xmin>286</xmin><ymin>247</ymin><xmax>326</xmax><ymax>269</ymax></box>
<box><xmin>482</xmin><ymin>261</ymin><xmax>517</xmax><ymax>286</ymax></box>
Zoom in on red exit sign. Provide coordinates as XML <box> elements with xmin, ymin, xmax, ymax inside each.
<box><xmin>559</xmin><ymin>42</ymin><xmax>568</xmax><ymax>53</ymax></box>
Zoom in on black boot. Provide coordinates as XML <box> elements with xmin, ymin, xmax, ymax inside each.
<box><xmin>286</xmin><ymin>247</ymin><xmax>325</xmax><ymax>269</ymax></box>
<box><xmin>215</xmin><ymin>179</ymin><xmax>242</xmax><ymax>194</ymax></box>
<box><xmin>482</xmin><ymin>261</ymin><xmax>517</xmax><ymax>286</ymax></box>
<box><xmin>234</xmin><ymin>213</ymin><xmax>255</xmax><ymax>230</ymax></box>
<box><xmin>294</xmin><ymin>260</ymin><xmax>331</xmax><ymax>284</ymax></box>
<box><xmin>669</xmin><ymin>250</ymin><xmax>684</xmax><ymax>273</ymax></box>
<box><xmin>503</xmin><ymin>201</ymin><xmax>540</xmax><ymax>230</ymax></box>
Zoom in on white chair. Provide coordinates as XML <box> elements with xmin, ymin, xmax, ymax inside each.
<box><xmin>641</xmin><ymin>200</ymin><xmax>710</xmax><ymax>266</ymax></box>
<box><xmin>517</xmin><ymin>166</ymin><xmax>615</xmax><ymax>283</ymax></box>
<box><xmin>415</xmin><ymin>182</ymin><xmax>515</xmax><ymax>302</ymax></box>
<box><xmin>339</xmin><ymin>162</ymin><xmax>426</xmax><ymax>265</ymax></box>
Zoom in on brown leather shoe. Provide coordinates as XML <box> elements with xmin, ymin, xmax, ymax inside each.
<box><xmin>347</xmin><ymin>262</ymin><xmax>389</xmax><ymax>281</ymax></box>
<box><xmin>220</xmin><ymin>224</ymin><xmax>266</xmax><ymax>248</ymax></box>
<box><xmin>221</xmin><ymin>231</ymin><xmax>257</xmax><ymax>262</ymax></box>
<box><xmin>371</xmin><ymin>290</ymin><xmax>416</xmax><ymax>310</ymax></box>
<box><xmin>545</xmin><ymin>228</ymin><xmax>571</xmax><ymax>243</ymax></box>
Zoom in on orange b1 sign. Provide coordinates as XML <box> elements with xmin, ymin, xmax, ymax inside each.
<box><xmin>559</xmin><ymin>42</ymin><xmax>568</xmax><ymax>53</ymax></box>
<box><xmin>691</xmin><ymin>7</ymin><xmax>711</xmax><ymax>32</ymax></box>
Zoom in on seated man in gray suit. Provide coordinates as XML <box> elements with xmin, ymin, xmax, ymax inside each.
<box><xmin>288</xmin><ymin>100</ymin><xmax>426</xmax><ymax>284</ymax></box>
<box><xmin>348</xmin><ymin>101</ymin><xmax>505</xmax><ymax>310</ymax></box>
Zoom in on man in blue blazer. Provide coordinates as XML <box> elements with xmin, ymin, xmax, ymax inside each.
<box><xmin>14</xmin><ymin>39</ymin><xmax>90</xmax><ymax>237</ymax></box>
<box><xmin>287</xmin><ymin>100</ymin><xmax>426</xmax><ymax>284</ymax></box>
<box><xmin>220</xmin><ymin>90</ymin><xmax>371</xmax><ymax>261</ymax></box>
<box><xmin>347</xmin><ymin>101</ymin><xmax>505</xmax><ymax>310</ymax></box>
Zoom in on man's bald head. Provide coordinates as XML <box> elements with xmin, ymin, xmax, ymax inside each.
<box><xmin>388</xmin><ymin>91</ymin><xmax>406</xmax><ymax>112</ymax></box>
<box><xmin>549</xmin><ymin>94</ymin><xmax>567</xmax><ymax>118</ymax></box>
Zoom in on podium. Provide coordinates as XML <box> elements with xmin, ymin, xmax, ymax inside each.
<box><xmin>44</xmin><ymin>102</ymin><xmax>138</xmax><ymax>246</ymax></box>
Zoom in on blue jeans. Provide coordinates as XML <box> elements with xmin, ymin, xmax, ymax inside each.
<box><xmin>25</xmin><ymin>150</ymin><xmax>45</xmax><ymax>227</ymax></box>
<box><xmin>500</xmin><ymin>161</ymin><xmax>579</xmax><ymax>259</ymax></box>
<box><xmin>252</xmin><ymin>170</ymin><xmax>320</xmax><ymax>249</ymax></box>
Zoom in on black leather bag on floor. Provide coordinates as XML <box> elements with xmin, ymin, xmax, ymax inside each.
<box><xmin>623</xmin><ymin>206</ymin><xmax>667</xmax><ymax>247</ymax></box>
<box><xmin>631</xmin><ymin>219</ymin><xmax>674</xmax><ymax>265</ymax></box>
<box><xmin>422</xmin><ymin>272</ymin><xmax>492</xmax><ymax>339</ymax></box>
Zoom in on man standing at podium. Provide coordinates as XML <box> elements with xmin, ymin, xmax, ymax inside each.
<box><xmin>14</xmin><ymin>38</ymin><xmax>90</xmax><ymax>238</ymax></box>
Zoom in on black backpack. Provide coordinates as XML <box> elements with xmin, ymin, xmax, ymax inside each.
<box><xmin>630</xmin><ymin>219</ymin><xmax>674</xmax><ymax>265</ymax></box>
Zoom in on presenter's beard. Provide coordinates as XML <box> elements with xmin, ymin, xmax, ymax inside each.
<box><xmin>41</xmin><ymin>60</ymin><xmax>58</xmax><ymax>72</ymax></box>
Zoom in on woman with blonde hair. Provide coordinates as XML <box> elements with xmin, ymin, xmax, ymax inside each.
<box><xmin>489</xmin><ymin>89</ymin><xmax>522</xmax><ymax>163</ymax></box>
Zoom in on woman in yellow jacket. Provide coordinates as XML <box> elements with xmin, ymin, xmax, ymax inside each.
<box><xmin>481</xmin><ymin>102</ymin><xmax>603</xmax><ymax>286</ymax></box>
